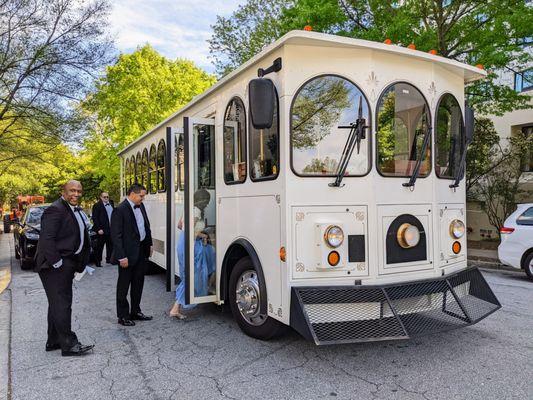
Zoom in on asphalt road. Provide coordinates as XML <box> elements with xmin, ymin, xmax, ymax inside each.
<box><xmin>5</xmin><ymin>237</ymin><xmax>533</xmax><ymax>400</ymax></box>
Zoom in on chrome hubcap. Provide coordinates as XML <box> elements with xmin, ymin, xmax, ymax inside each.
<box><xmin>235</xmin><ymin>270</ymin><xmax>265</xmax><ymax>326</ymax></box>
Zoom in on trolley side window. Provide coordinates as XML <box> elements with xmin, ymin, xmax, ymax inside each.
<box><xmin>249</xmin><ymin>81</ymin><xmax>279</xmax><ymax>181</ymax></box>
<box><xmin>130</xmin><ymin>155</ymin><xmax>136</xmax><ymax>185</ymax></box>
<box><xmin>435</xmin><ymin>94</ymin><xmax>464</xmax><ymax>179</ymax></box>
<box><xmin>135</xmin><ymin>152</ymin><xmax>142</xmax><ymax>184</ymax></box>
<box><xmin>141</xmin><ymin>148</ymin><xmax>148</xmax><ymax>188</ymax></box>
<box><xmin>148</xmin><ymin>144</ymin><xmax>157</xmax><ymax>194</ymax></box>
<box><xmin>223</xmin><ymin>97</ymin><xmax>247</xmax><ymax>184</ymax></box>
<box><xmin>123</xmin><ymin>158</ymin><xmax>128</xmax><ymax>193</ymax></box>
<box><xmin>175</xmin><ymin>134</ymin><xmax>185</xmax><ymax>191</ymax></box>
<box><xmin>291</xmin><ymin>75</ymin><xmax>371</xmax><ymax>176</ymax></box>
<box><xmin>157</xmin><ymin>139</ymin><xmax>166</xmax><ymax>192</ymax></box>
<box><xmin>376</xmin><ymin>82</ymin><xmax>431</xmax><ymax>177</ymax></box>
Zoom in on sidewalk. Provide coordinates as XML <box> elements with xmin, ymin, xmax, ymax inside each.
<box><xmin>0</xmin><ymin>232</ymin><xmax>13</xmax><ymax>400</ymax></box>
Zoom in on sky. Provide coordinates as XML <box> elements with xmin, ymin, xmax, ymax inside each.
<box><xmin>108</xmin><ymin>0</ymin><xmax>245</xmax><ymax>74</ymax></box>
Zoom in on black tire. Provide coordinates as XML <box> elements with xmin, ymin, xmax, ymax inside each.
<box><xmin>524</xmin><ymin>253</ymin><xmax>533</xmax><ymax>281</ymax></box>
<box><xmin>228</xmin><ymin>256</ymin><xmax>285</xmax><ymax>340</ymax></box>
<box><xmin>14</xmin><ymin>239</ymin><xmax>20</xmax><ymax>259</ymax></box>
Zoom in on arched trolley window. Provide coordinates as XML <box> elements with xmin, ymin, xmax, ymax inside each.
<box><xmin>224</xmin><ymin>97</ymin><xmax>247</xmax><ymax>184</ymax></box>
<box><xmin>249</xmin><ymin>80</ymin><xmax>279</xmax><ymax>181</ymax></box>
<box><xmin>435</xmin><ymin>93</ymin><xmax>464</xmax><ymax>179</ymax></box>
<box><xmin>376</xmin><ymin>82</ymin><xmax>431</xmax><ymax>177</ymax></box>
<box><xmin>175</xmin><ymin>134</ymin><xmax>184</xmax><ymax>191</ymax></box>
<box><xmin>135</xmin><ymin>152</ymin><xmax>141</xmax><ymax>184</ymax></box>
<box><xmin>130</xmin><ymin>155</ymin><xmax>136</xmax><ymax>185</ymax></box>
<box><xmin>123</xmin><ymin>159</ymin><xmax>129</xmax><ymax>193</ymax></box>
<box><xmin>157</xmin><ymin>139</ymin><xmax>166</xmax><ymax>192</ymax></box>
<box><xmin>140</xmin><ymin>148</ymin><xmax>149</xmax><ymax>188</ymax></box>
<box><xmin>148</xmin><ymin>144</ymin><xmax>157</xmax><ymax>194</ymax></box>
<box><xmin>290</xmin><ymin>75</ymin><xmax>371</xmax><ymax>176</ymax></box>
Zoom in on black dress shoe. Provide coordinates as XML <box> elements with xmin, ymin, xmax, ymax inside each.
<box><xmin>130</xmin><ymin>312</ymin><xmax>153</xmax><ymax>321</ymax></box>
<box><xmin>45</xmin><ymin>343</ymin><xmax>61</xmax><ymax>352</ymax></box>
<box><xmin>61</xmin><ymin>343</ymin><xmax>94</xmax><ymax>357</ymax></box>
<box><xmin>118</xmin><ymin>318</ymin><xmax>135</xmax><ymax>326</ymax></box>
<box><xmin>94</xmin><ymin>263</ymin><xmax>102</xmax><ymax>268</ymax></box>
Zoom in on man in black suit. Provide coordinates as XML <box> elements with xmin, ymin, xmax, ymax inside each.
<box><xmin>91</xmin><ymin>191</ymin><xmax>114</xmax><ymax>267</ymax></box>
<box><xmin>34</xmin><ymin>180</ymin><xmax>94</xmax><ymax>356</ymax></box>
<box><xmin>111</xmin><ymin>183</ymin><xmax>153</xmax><ymax>326</ymax></box>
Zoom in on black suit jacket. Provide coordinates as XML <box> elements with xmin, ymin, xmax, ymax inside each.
<box><xmin>34</xmin><ymin>198</ymin><xmax>90</xmax><ymax>272</ymax></box>
<box><xmin>91</xmin><ymin>200</ymin><xmax>114</xmax><ymax>235</ymax></box>
<box><xmin>110</xmin><ymin>200</ymin><xmax>152</xmax><ymax>266</ymax></box>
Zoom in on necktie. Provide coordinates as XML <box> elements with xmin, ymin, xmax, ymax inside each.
<box><xmin>74</xmin><ymin>206</ymin><xmax>82</xmax><ymax>212</ymax></box>
<box><xmin>134</xmin><ymin>205</ymin><xmax>140</xmax><ymax>209</ymax></box>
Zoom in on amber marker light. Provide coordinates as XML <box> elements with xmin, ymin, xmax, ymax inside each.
<box><xmin>476</xmin><ymin>64</ymin><xmax>484</xmax><ymax>69</ymax></box>
<box><xmin>328</xmin><ymin>251</ymin><xmax>340</xmax><ymax>267</ymax></box>
<box><xmin>452</xmin><ymin>241</ymin><xmax>462</xmax><ymax>254</ymax></box>
<box><xmin>429</xmin><ymin>49</ymin><xmax>437</xmax><ymax>55</ymax></box>
<box><xmin>279</xmin><ymin>247</ymin><xmax>286</xmax><ymax>262</ymax></box>
<box><xmin>408</xmin><ymin>43</ymin><xmax>416</xmax><ymax>50</ymax></box>
<box><xmin>384</xmin><ymin>38</ymin><xmax>392</xmax><ymax>44</ymax></box>
<box><xmin>304</xmin><ymin>24</ymin><xmax>312</xmax><ymax>31</ymax></box>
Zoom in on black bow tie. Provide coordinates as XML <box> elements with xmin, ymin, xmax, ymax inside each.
<box><xmin>74</xmin><ymin>206</ymin><xmax>82</xmax><ymax>212</ymax></box>
<box><xmin>133</xmin><ymin>205</ymin><xmax>140</xmax><ymax>209</ymax></box>
<box><xmin>105</xmin><ymin>203</ymin><xmax>111</xmax><ymax>206</ymax></box>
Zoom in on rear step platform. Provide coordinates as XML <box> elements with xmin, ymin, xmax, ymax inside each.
<box><xmin>290</xmin><ymin>267</ymin><xmax>500</xmax><ymax>345</ymax></box>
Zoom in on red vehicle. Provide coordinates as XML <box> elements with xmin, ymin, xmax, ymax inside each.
<box><xmin>3</xmin><ymin>195</ymin><xmax>45</xmax><ymax>233</ymax></box>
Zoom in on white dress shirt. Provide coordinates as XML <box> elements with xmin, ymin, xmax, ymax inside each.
<box><xmin>53</xmin><ymin>199</ymin><xmax>86</xmax><ymax>269</ymax></box>
<box><xmin>126</xmin><ymin>198</ymin><xmax>146</xmax><ymax>241</ymax></box>
<box><xmin>104</xmin><ymin>202</ymin><xmax>113</xmax><ymax>222</ymax></box>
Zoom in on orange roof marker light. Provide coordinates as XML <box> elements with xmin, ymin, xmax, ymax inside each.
<box><xmin>407</xmin><ymin>43</ymin><xmax>416</xmax><ymax>50</ymax></box>
<box><xmin>429</xmin><ymin>49</ymin><xmax>437</xmax><ymax>55</ymax></box>
<box><xmin>476</xmin><ymin>64</ymin><xmax>484</xmax><ymax>70</ymax></box>
<box><xmin>384</xmin><ymin>38</ymin><xmax>392</xmax><ymax>45</ymax></box>
<box><xmin>304</xmin><ymin>24</ymin><xmax>312</xmax><ymax>31</ymax></box>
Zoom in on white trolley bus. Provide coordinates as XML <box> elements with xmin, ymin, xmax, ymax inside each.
<box><xmin>118</xmin><ymin>31</ymin><xmax>500</xmax><ymax>345</ymax></box>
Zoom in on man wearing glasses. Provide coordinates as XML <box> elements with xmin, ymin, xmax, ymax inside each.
<box><xmin>91</xmin><ymin>191</ymin><xmax>114</xmax><ymax>267</ymax></box>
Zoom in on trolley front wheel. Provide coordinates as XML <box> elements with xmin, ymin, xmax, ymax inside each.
<box><xmin>228</xmin><ymin>256</ymin><xmax>285</xmax><ymax>340</ymax></box>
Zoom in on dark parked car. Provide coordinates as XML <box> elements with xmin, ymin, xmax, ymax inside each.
<box><xmin>14</xmin><ymin>204</ymin><xmax>98</xmax><ymax>270</ymax></box>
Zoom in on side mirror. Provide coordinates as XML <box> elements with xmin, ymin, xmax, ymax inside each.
<box><xmin>465</xmin><ymin>104</ymin><xmax>474</xmax><ymax>145</ymax></box>
<box><xmin>249</xmin><ymin>78</ymin><xmax>275</xmax><ymax>129</ymax></box>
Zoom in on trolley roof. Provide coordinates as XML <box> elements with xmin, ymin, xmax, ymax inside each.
<box><xmin>118</xmin><ymin>30</ymin><xmax>486</xmax><ymax>156</ymax></box>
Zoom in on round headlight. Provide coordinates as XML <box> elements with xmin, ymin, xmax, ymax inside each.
<box><xmin>450</xmin><ymin>219</ymin><xmax>465</xmax><ymax>239</ymax></box>
<box><xmin>324</xmin><ymin>225</ymin><xmax>344</xmax><ymax>248</ymax></box>
<box><xmin>397</xmin><ymin>223</ymin><xmax>420</xmax><ymax>248</ymax></box>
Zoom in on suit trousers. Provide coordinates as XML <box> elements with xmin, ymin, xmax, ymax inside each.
<box><xmin>38</xmin><ymin>257</ymin><xmax>79</xmax><ymax>350</ymax></box>
<box><xmin>116</xmin><ymin>258</ymin><xmax>147</xmax><ymax>319</ymax></box>
<box><xmin>95</xmin><ymin>234</ymin><xmax>113</xmax><ymax>264</ymax></box>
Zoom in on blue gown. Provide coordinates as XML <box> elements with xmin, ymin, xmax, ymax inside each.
<box><xmin>175</xmin><ymin>230</ymin><xmax>215</xmax><ymax>308</ymax></box>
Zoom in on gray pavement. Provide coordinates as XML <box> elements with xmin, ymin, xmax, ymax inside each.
<box><xmin>4</xmin><ymin>230</ymin><xmax>533</xmax><ymax>400</ymax></box>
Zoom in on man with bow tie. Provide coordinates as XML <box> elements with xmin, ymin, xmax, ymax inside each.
<box><xmin>91</xmin><ymin>191</ymin><xmax>114</xmax><ymax>267</ymax></box>
<box><xmin>34</xmin><ymin>180</ymin><xmax>94</xmax><ymax>356</ymax></box>
<box><xmin>110</xmin><ymin>183</ymin><xmax>153</xmax><ymax>326</ymax></box>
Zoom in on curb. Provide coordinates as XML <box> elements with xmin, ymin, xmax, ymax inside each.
<box><xmin>0</xmin><ymin>234</ymin><xmax>12</xmax><ymax>400</ymax></box>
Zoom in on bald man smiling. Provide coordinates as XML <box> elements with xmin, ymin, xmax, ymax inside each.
<box><xmin>34</xmin><ymin>180</ymin><xmax>94</xmax><ymax>356</ymax></box>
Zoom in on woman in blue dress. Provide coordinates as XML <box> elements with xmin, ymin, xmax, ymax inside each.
<box><xmin>169</xmin><ymin>190</ymin><xmax>215</xmax><ymax>319</ymax></box>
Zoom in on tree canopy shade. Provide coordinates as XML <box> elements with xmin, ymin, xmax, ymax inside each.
<box><xmin>82</xmin><ymin>45</ymin><xmax>216</xmax><ymax>196</ymax></box>
<box><xmin>209</xmin><ymin>0</ymin><xmax>533</xmax><ymax>115</ymax></box>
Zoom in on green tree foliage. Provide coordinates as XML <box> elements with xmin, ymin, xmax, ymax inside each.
<box><xmin>208</xmin><ymin>0</ymin><xmax>295</xmax><ymax>76</ymax></box>
<box><xmin>0</xmin><ymin>0</ymin><xmax>112</xmax><ymax>152</ymax></box>
<box><xmin>466</xmin><ymin>118</ymin><xmax>533</xmax><ymax>234</ymax></box>
<box><xmin>210</xmin><ymin>0</ymin><xmax>532</xmax><ymax>114</ymax></box>
<box><xmin>83</xmin><ymin>45</ymin><xmax>216</xmax><ymax>197</ymax></box>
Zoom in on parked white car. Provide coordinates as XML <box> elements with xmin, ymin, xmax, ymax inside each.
<box><xmin>498</xmin><ymin>203</ymin><xmax>533</xmax><ymax>280</ymax></box>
